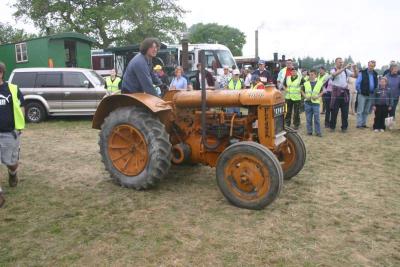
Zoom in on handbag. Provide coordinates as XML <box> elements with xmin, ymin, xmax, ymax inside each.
<box><xmin>385</xmin><ymin>116</ymin><xmax>395</xmax><ymax>129</ymax></box>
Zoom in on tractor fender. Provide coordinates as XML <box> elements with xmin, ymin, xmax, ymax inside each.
<box><xmin>92</xmin><ymin>93</ymin><xmax>173</xmax><ymax>129</ymax></box>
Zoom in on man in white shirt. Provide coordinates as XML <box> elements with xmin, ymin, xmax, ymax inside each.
<box><xmin>329</xmin><ymin>57</ymin><xmax>358</xmax><ymax>132</ymax></box>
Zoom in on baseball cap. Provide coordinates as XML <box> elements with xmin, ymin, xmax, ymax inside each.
<box><xmin>258</xmin><ymin>60</ymin><xmax>266</xmax><ymax>65</ymax></box>
<box><xmin>232</xmin><ymin>69</ymin><xmax>240</xmax><ymax>75</ymax></box>
<box><xmin>153</xmin><ymin>65</ymin><xmax>162</xmax><ymax>71</ymax></box>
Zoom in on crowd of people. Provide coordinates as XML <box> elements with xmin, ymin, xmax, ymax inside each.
<box><xmin>112</xmin><ymin>38</ymin><xmax>399</xmax><ymax>137</ymax></box>
<box><xmin>270</xmin><ymin>57</ymin><xmax>398</xmax><ymax>135</ymax></box>
<box><xmin>286</xmin><ymin>58</ymin><xmax>399</xmax><ymax>134</ymax></box>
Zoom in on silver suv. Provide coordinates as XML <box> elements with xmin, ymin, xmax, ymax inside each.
<box><xmin>9</xmin><ymin>68</ymin><xmax>107</xmax><ymax>123</ymax></box>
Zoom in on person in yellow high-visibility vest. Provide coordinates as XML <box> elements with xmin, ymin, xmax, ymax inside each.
<box><xmin>226</xmin><ymin>69</ymin><xmax>243</xmax><ymax>113</ymax></box>
<box><xmin>227</xmin><ymin>69</ymin><xmax>244</xmax><ymax>90</ymax></box>
<box><xmin>0</xmin><ymin>62</ymin><xmax>26</xmax><ymax>208</ymax></box>
<box><xmin>302</xmin><ymin>69</ymin><xmax>330</xmax><ymax>137</ymax></box>
<box><xmin>283</xmin><ymin>67</ymin><xmax>306</xmax><ymax>129</ymax></box>
<box><xmin>105</xmin><ymin>69</ymin><xmax>122</xmax><ymax>95</ymax></box>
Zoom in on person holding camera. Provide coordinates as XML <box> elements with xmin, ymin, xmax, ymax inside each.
<box><xmin>329</xmin><ymin>57</ymin><xmax>358</xmax><ymax>132</ymax></box>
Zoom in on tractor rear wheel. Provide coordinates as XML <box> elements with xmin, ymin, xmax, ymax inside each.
<box><xmin>216</xmin><ymin>141</ymin><xmax>283</xmax><ymax>210</ymax></box>
<box><xmin>280</xmin><ymin>127</ymin><xmax>306</xmax><ymax>180</ymax></box>
<box><xmin>99</xmin><ymin>106</ymin><xmax>171</xmax><ymax>189</ymax></box>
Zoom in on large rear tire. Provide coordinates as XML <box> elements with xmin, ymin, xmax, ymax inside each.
<box><xmin>216</xmin><ymin>141</ymin><xmax>283</xmax><ymax>210</ymax></box>
<box><xmin>279</xmin><ymin>127</ymin><xmax>306</xmax><ymax>180</ymax></box>
<box><xmin>99</xmin><ymin>106</ymin><xmax>171</xmax><ymax>189</ymax></box>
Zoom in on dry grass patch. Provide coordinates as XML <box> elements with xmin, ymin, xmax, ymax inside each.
<box><xmin>0</xmin><ymin>115</ymin><xmax>399</xmax><ymax>266</ymax></box>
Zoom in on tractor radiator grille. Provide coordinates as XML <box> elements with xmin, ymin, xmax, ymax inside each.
<box><xmin>273</xmin><ymin>104</ymin><xmax>285</xmax><ymax>135</ymax></box>
<box><xmin>275</xmin><ymin>114</ymin><xmax>284</xmax><ymax>135</ymax></box>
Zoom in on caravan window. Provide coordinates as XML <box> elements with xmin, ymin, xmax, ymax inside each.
<box><xmin>15</xmin><ymin>43</ymin><xmax>28</xmax><ymax>63</ymax></box>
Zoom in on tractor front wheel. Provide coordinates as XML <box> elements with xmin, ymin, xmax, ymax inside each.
<box><xmin>216</xmin><ymin>141</ymin><xmax>283</xmax><ymax>210</ymax></box>
<box><xmin>99</xmin><ymin>106</ymin><xmax>171</xmax><ymax>189</ymax></box>
<box><xmin>279</xmin><ymin>127</ymin><xmax>306</xmax><ymax>180</ymax></box>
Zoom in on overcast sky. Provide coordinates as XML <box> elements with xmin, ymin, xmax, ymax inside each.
<box><xmin>2</xmin><ymin>0</ymin><xmax>399</xmax><ymax>67</ymax></box>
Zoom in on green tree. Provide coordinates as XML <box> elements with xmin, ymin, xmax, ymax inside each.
<box><xmin>0</xmin><ymin>23</ymin><xmax>38</xmax><ymax>44</ymax></box>
<box><xmin>344</xmin><ymin>55</ymin><xmax>354</xmax><ymax>64</ymax></box>
<box><xmin>188</xmin><ymin>23</ymin><xmax>246</xmax><ymax>56</ymax></box>
<box><xmin>296</xmin><ymin>56</ymin><xmax>361</xmax><ymax>72</ymax></box>
<box><xmin>13</xmin><ymin>0</ymin><xmax>187</xmax><ymax>48</ymax></box>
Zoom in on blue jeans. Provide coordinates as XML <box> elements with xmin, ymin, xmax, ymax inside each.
<box><xmin>356</xmin><ymin>94</ymin><xmax>373</xmax><ymax>127</ymax></box>
<box><xmin>304</xmin><ymin>102</ymin><xmax>321</xmax><ymax>134</ymax></box>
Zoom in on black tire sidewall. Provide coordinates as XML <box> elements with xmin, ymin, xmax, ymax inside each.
<box><xmin>284</xmin><ymin>126</ymin><xmax>306</xmax><ymax>159</ymax></box>
<box><xmin>283</xmin><ymin>131</ymin><xmax>306</xmax><ymax>180</ymax></box>
<box><xmin>25</xmin><ymin>102</ymin><xmax>46</xmax><ymax>123</ymax></box>
<box><xmin>99</xmin><ymin>106</ymin><xmax>171</xmax><ymax>189</ymax></box>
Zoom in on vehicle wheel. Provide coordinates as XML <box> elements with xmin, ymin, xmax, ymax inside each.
<box><xmin>285</xmin><ymin>126</ymin><xmax>306</xmax><ymax>158</ymax></box>
<box><xmin>25</xmin><ymin>102</ymin><xmax>46</xmax><ymax>123</ymax></box>
<box><xmin>279</xmin><ymin>127</ymin><xmax>306</xmax><ymax>180</ymax></box>
<box><xmin>216</xmin><ymin>141</ymin><xmax>283</xmax><ymax>210</ymax></box>
<box><xmin>99</xmin><ymin>106</ymin><xmax>172</xmax><ymax>189</ymax></box>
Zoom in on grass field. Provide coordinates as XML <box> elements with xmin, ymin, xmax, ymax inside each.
<box><xmin>0</xmin><ymin>114</ymin><xmax>399</xmax><ymax>266</ymax></box>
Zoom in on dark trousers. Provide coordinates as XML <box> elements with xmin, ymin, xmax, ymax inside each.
<box><xmin>323</xmin><ymin>92</ymin><xmax>331</xmax><ymax>127</ymax></box>
<box><xmin>285</xmin><ymin>99</ymin><xmax>301</xmax><ymax>128</ymax></box>
<box><xmin>330</xmin><ymin>93</ymin><xmax>349</xmax><ymax>130</ymax></box>
<box><xmin>373</xmin><ymin>105</ymin><xmax>389</xmax><ymax>130</ymax></box>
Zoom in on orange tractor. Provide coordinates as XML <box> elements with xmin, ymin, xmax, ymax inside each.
<box><xmin>92</xmin><ymin>70</ymin><xmax>306</xmax><ymax>210</ymax></box>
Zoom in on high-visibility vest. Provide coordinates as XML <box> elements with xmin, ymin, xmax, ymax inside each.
<box><xmin>303</xmin><ymin>80</ymin><xmax>324</xmax><ymax>104</ymax></box>
<box><xmin>285</xmin><ymin>76</ymin><xmax>302</xmax><ymax>101</ymax></box>
<box><xmin>317</xmin><ymin>73</ymin><xmax>329</xmax><ymax>84</ymax></box>
<box><xmin>106</xmin><ymin>76</ymin><xmax>121</xmax><ymax>93</ymax></box>
<box><xmin>8</xmin><ymin>83</ymin><xmax>25</xmax><ymax>130</ymax></box>
<box><xmin>228</xmin><ymin>78</ymin><xmax>243</xmax><ymax>90</ymax></box>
